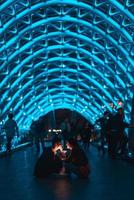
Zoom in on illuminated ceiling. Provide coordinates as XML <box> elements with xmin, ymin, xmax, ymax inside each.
<box><xmin>0</xmin><ymin>0</ymin><xmax>134</xmax><ymax>129</ymax></box>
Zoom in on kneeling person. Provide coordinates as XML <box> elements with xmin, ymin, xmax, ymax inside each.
<box><xmin>34</xmin><ymin>138</ymin><xmax>62</xmax><ymax>178</ymax></box>
<box><xmin>66</xmin><ymin>139</ymin><xmax>90</xmax><ymax>178</ymax></box>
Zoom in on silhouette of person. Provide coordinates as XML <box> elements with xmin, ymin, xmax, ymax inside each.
<box><xmin>82</xmin><ymin>122</ymin><xmax>92</xmax><ymax>150</ymax></box>
<box><xmin>108</xmin><ymin>108</ymin><xmax>129</xmax><ymax>158</ymax></box>
<box><xmin>60</xmin><ymin>118</ymin><xmax>71</xmax><ymax>148</ymax></box>
<box><xmin>96</xmin><ymin>111</ymin><xmax>109</xmax><ymax>154</ymax></box>
<box><xmin>32</xmin><ymin>117</ymin><xmax>46</xmax><ymax>153</ymax></box>
<box><xmin>34</xmin><ymin>138</ymin><xmax>63</xmax><ymax>178</ymax></box>
<box><xmin>66</xmin><ymin>138</ymin><xmax>90</xmax><ymax>178</ymax></box>
<box><xmin>4</xmin><ymin>113</ymin><xmax>19</xmax><ymax>153</ymax></box>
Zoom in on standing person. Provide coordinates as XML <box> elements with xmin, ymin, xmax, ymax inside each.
<box><xmin>29</xmin><ymin>120</ymin><xmax>37</xmax><ymax>146</ymax></box>
<box><xmin>60</xmin><ymin>118</ymin><xmax>71</xmax><ymax>148</ymax></box>
<box><xmin>96</xmin><ymin>111</ymin><xmax>109</xmax><ymax>155</ymax></box>
<box><xmin>114</xmin><ymin>108</ymin><xmax>129</xmax><ymax>156</ymax></box>
<box><xmin>76</xmin><ymin>119</ymin><xmax>83</xmax><ymax>140</ymax></box>
<box><xmin>34</xmin><ymin>117</ymin><xmax>46</xmax><ymax>153</ymax></box>
<box><xmin>4</xmin><ymin>113</ymin><xmax>19</xmax><ymax>153</ymax></box>
<box><xmin>70</xmin><ymin>120</ymin><xmax>77</xmax><ymax>138</ymax></box>
<box><xmin>108</xmin><ymin>108</ymin><xmax>129</xmax><ymax>158</ymax></box>
<box><xmin>82</xmin><ymin>122</ymin><xmax>92</xmax><ymax>150</ymax></box>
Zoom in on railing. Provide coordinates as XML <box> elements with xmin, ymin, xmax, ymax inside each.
<box><xmin>0</xmin><ymin>129</ymin><xmax>31</xmax><ymax>153</ymax></box>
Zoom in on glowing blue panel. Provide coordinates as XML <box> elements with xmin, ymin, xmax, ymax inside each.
<box><xmin>0</xmin><ymin>0</ymin><xmax>134</xmax><ymax>129</ymax></box>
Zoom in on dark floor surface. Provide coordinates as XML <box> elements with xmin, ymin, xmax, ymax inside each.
<box><xmin>0</xmin><ymin>145</ymin><xmax>134</xmax><ymax>200</ymax></box>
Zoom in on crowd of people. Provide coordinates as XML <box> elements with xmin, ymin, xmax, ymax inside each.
<box><xmin>33</xmin><ymin>106</ymin><xmax>133</xmax><ymax>180</ymax></box>
<box><xmin>1</xmin><ymin>106</ymin><xmax>133</xmax><ymax>180</ymax></box>
<box><xmin>29</xmin><ymin>117</ymin><xmax>94</xmax><ymax>153</ymax></box>
<box><xmin>96</xmin><ymin>108</ymin><xmax>131</xmax><ymax>158</ymax></box>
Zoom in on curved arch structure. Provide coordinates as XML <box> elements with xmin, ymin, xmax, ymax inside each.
<box><xmin>0</xmin><ymin>0</ymin><xmax>134</xmax><ymax>129</ymax></box>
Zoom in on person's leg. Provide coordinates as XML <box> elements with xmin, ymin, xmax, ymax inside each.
<box><xmin>62</xmin><ymin>133</ymin><xmax>66</xmax><ymax>149</ymax></box>
<box><xmin>6</xmin><ymin>137</ymin><xmax>12</xmax><ymax>153</ymax></box>
<box><xmin>35</xmin><ymin>137</ymin><xmax>40</xmax><ymax>152</ymax></box>
<box><xmin>100</xmin><ymin>133</ymin><xmax>105</xmax><ymax>154</ymax></box>
<box><xmin>83</xmin><ymin>141</ymin><xmax>86</xmax><ymax>150</ymax></box>
<box><xmin>64</xmin><ymin>162</ymin><xmax>71</xmax><ymax>174</ymax></box>
<box><xmin>107</xmin><ymin>134</ymin><xmax>111</xmax><ymax>155</ymax></box>
<box><xmin>108</xmin><ymin>134</ymin><xmax>117</xmax><ymax>157</ymax></box>
<box><xmin>69</xmin><ymin>164</ymin><xmax>79</xmax><ymax>176</ymax></box>
<box><xmin>70</xmin><ymin>164</ymin><xmax>89</xmax><ymax>179</ymax></box>
<box><xmin>86</xmin><ymin>138</ymin><xmax>90</xmax><ymax>150</ymax></box>
<box><xmin>112</xmin><ymin>134</ymin><xmax>119</xmax><ymax>156</ymax></box>
<box><xmin>40</xmin><ymin>137</ymin><xmax>45</xmax><ymax>151</ymax></box>
<box><xmin>101</xmin><ymin>138</ymin><xmax>105</xmax><ymax>155</ymax></box>
<box><xmin>31</xmin><ymin>133</ymin><xmax>35</xmax><ymax>146</ymax></box>
<box><xmin>120</xmin><ymin>135</ymin><xmax>128</xmax><ymax>155</ymax></box>
<box><xmin>53</xmin><ymin>159</ymin><xmax>63</xmax><ymax>174</ymax></box>
<box><xmin>87</xmin><ymin>137</ymin><xmax>90</xmax><ymax>148</ymax></box>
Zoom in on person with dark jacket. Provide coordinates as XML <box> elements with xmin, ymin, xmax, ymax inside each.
<box><xmin>107</xmin><ymin>108</ymin><xmax>129</xmax><ymax>157</ymax></box>
<box><xmin>96</xmin><ymin>111</ymin><xmax>109</xmax><ymax>154</ymax></box>
<box><xmin>66</xmin><ymin>139</ymin><xmax>90</xmax><ymax>178</ymax></box>
<box><xmin>4</xmin><ymin>113</ymin><xmax>19</xmax><ymax>153</ymax></box>
<box><xmin>34</xmin><ymin>138</ymin><xmax>63</xmax><ymax>178</ymax></box>
<box><xmin>34</xmin><ymin>117</ymin><xmax>46</xmax><ymax>152</ymax></box>
<box><xmin>81</xmin><ymin>122</ymin><xmax>92</xmax><ymax>150</ymax></box>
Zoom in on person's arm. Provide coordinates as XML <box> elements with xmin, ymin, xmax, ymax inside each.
<box><xmin>123</xmin><ymin>121</ymin><xmax>130</xmax><ymax>128</ymax></box>
<box><xmin>126</xmin><ymin>124</ymin><xmax>134</xmax><ymax>128</ymax></box>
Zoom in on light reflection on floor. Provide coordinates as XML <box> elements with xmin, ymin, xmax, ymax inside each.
<box><xmin>0</xmin><ymin>146</ymin><xmax>134</xmax><ymax>200</ymax></box>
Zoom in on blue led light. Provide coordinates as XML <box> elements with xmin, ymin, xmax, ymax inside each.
<box><xmin>0</xmin><ymin>0</ymin><xmax>134</xmax><ymax>129</ymax></box>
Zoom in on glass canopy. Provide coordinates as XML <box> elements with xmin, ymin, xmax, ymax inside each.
<box><xmin>0</xmin><ymin>0</ymin><xmax>134</xmax><ymax>129</ymax></box>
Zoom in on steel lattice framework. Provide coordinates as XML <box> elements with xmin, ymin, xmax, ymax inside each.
<box><xmin>0</xmin><ymin>0</ymin><xmax>134</xmax><ymax>129</ymax></box>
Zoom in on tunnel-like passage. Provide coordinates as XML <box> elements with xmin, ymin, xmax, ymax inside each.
<box><xmin>0</xmin><ymin>0</ymin><xmax>134</xmax><ymax>130</ymax></box>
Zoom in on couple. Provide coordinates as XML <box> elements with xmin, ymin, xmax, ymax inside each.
<box><xmin>34</xmin><ymin>138</ymin><xmax>90</xmax><ymax>179</ymax></box>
